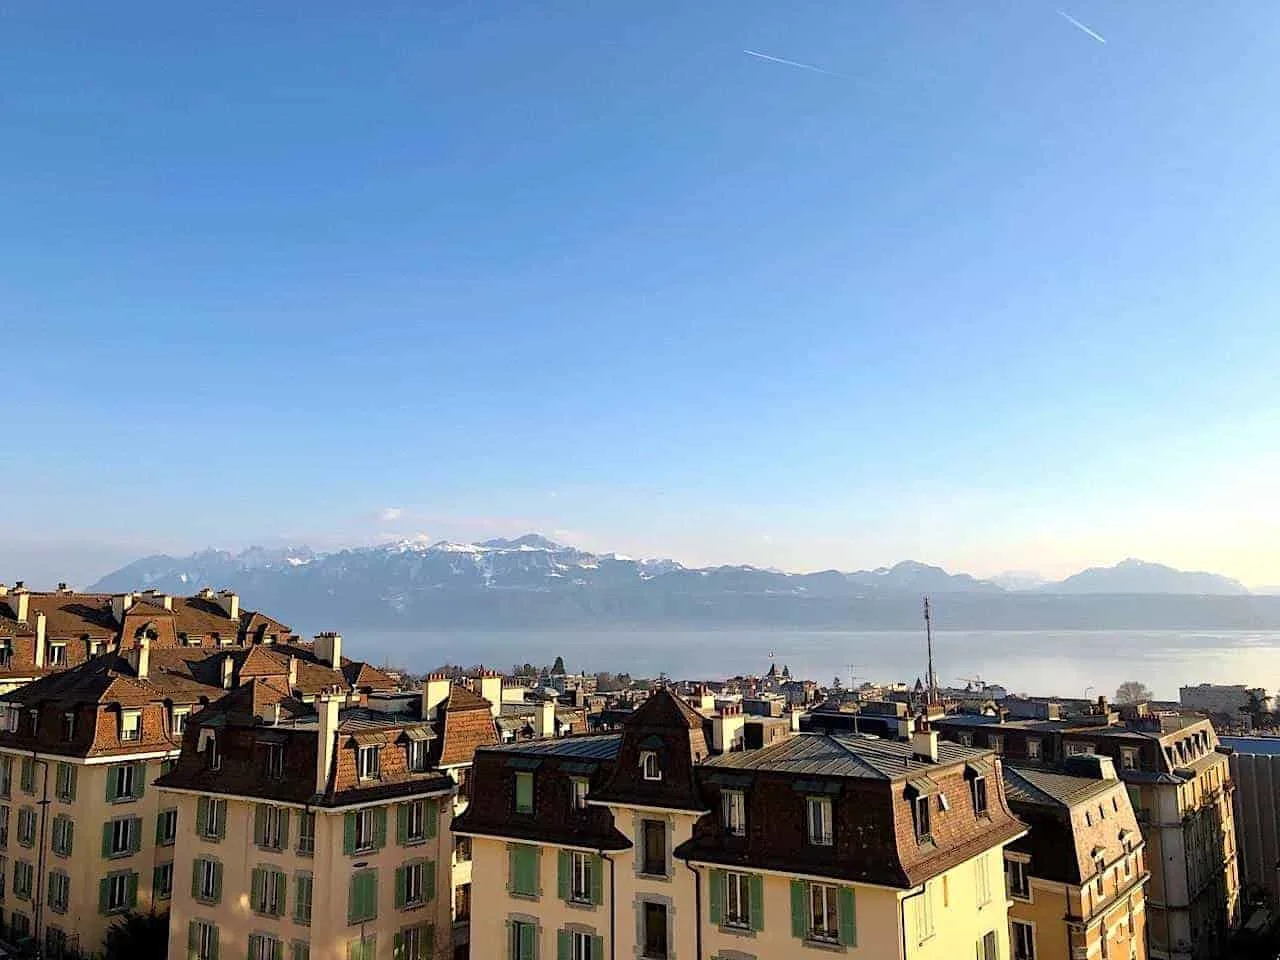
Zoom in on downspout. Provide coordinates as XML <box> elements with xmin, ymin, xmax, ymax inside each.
<box><xmin>681</xmin><ymin>858</ymin><xmax>702</xmax><ymax>960</ymax></box>
<box><xmin>33</xmin><ymin>753</ymin><xmax>50</xmax><ymax>952</ymax></box>
<box><xmin>604</xmin><ymin>853</ymin><xmax>616</xmax><ymax>960</ymax></box>
<box><xmin>899</xmin><ymin>883</ymin><xmax>927</xmax><ymax>960</ymax></box>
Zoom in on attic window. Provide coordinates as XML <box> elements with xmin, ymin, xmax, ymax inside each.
<box><xmin>406</xmin><ymin>739</ymin><xmax>427</xmax><ymax>773</ymax></box>
<box><xmin>62</xmin><ymin>712</ymin><xmax>75</xmax><ymax>741</ymax></box>
<box><xmin>641</xmin><ymin>751</ymin><xmax>662</xmax><ymax>781</ymax></box>
<box><xmin>0</xmin><ymin>641</ymin><xmax>11</xmax><ymax>668</ymax></box>
<box><xmin>119</xmin><ymin>709</ymin><xmax>141</xmax><ymax>742</ymax></box>
<box><xmin>182</xmin><ymin>634</ymin><xmax>202</xmax><ymax>648</ymax></box>
<box><xmin>171</xmin><ymin>707</ymin><xmax>191</xmax><ymax>736</ymax></box>
<box><xmin>88</xmin><ymin>640</ymin><xmax>105</xmax><ymax>657</ymax></box>
<box><xmin>357</xmin><ymin>746</ymin><xmax>381</xmax><ymax>781</ymax></box>
<box><xmin>46</xmin><ymin>644</ymin><xmax>66</xmax><ymax>667</ymax></box>
<box><xmin>28</xmin><ymin>709</ymin><xmax>38</xmax><ymax>734</ymax></box>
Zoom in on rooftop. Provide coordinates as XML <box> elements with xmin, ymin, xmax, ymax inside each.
<box><xmin>1003</xmin><ymin>764</ymin><xmax>1118</xmax><ymax>808</ymax></box>
<box><xmin>477</xmin><ymin>733</ymin><xmax>622</xmax><ymax>761</ymax></box>
<box><xmin>704</xmin><ymin>731</ymin><xmax>990</xmax><ymax>780</ymax></box>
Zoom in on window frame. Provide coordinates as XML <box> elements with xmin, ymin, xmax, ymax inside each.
<box><xmin>971</xmin><ymin>776</ymin><xmax>989</xmax><ymax>815</ymax></box>
<box><xmin>357</xmin><ymin>746</ymin><xmax>381</xmax><ymax>781</ymax></box>
<box><xmin>640</xmin><ymin>751</ymin><xmax>662</xmax><ymax>782</ymax></box>
<box><xmin>808</xmin><ymin>882</ymin><xmax>840</xmax><ymax>943</ymax></box>
<box><xmin>914</xmin><ymin>794</ymin><xmax>932</xmax><ymax>842</ymax></box>
<box><xmin>722</xmin><ymin>789</ymin><xmax>746</xmax><ymax>837</ymax></box>
<box><xmin>724</xmin><ymin>871</ymin><xmax>751</xmax><ymax>929</ymax></box>
<box><xmin>1012</xmin><ymin>919</ymin><xmax>1036</xmax><ymax>960</ymax></box>
<box><xmin>119</xmin><ymin>709</ymin><xmax>142</xmax><ymax>743</ymax></box>
<box><xmin>806</xmin><ymin>796</ymin><xmax>833</xmax><ymax>846</ymax></box>
<box><xmin>1005</xmin><ymin>855</ymin><xmax>1031</xmax><ymax>901</ymax></box>
<box><xmin>570</xmin><ymin>850</ymin><xmax>593</xmax><ymax>904</ymax></box>
<box><xmin>570</xmin><ymin>777</ymin><xmax>590</xmax><ymax>812</ymax></box>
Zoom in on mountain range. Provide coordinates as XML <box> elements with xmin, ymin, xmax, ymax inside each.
<box><xmin>82</xmin><ymin>536</ymin><xmax>1278</xmax><ymax>632</ymax></box>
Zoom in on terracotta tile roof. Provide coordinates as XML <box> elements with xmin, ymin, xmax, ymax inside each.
<box><xmin>342</xmin><ymin>660</ymin><xmax>397</xmax><ymax>691</ymax></box>
<box><xmin>436</xmin><ymin>688</ymin><xmax>499</xmax><ymax>767</ymax></box>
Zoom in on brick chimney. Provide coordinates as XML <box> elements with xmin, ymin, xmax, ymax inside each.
<box><xmin>131</xmin><ymin>635</ymin><xmax>151</xmax><ymax>680</ymax></box>
<box><xmin>315</xmin><ymin>687</ymin><xmax>342</xmax><ymax>794</ymax></box>
<box><xmin>912</xmin><ymin>714</ymin><xmax>939</xmax><ymax>764</ymax></box>
<box><xmin>313</xmin><ymin>632</ymin><xmax>342</xmax><ymax>669</ymax></box>
<box><xmin>422</xmin><ymin>673</ymin><xmax>453</xmax><ymax>720</ymax></box>
<box><xmin>221</xmin><ymin>655</ymin><xmax>235</xmax><ymax>689</ymax></box>
<box><xmin>11</xmin><ymin>586</ymin><xmax>29</xmax><ymax>625</ymax></box>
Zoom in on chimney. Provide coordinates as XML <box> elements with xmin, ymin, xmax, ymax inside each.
<box><xmin>789</xmin><ymin>707</ymin><xmax>805</xmax><ymax>733</ymax></box>
<box><xmin>422</xmin><ymin>673</ymin><xmax>453</xmax><ymax>720</ymax></box>
<box><xmin>130</xmin><ymin>634</ymin><xmax>151</xmax><ymax>679</ymax></box>
<box><xmin>33</xmin><ymin>613</ymin><xmax>46</xmax><ymax>669</ymax></box>
<box><xmin>313</xmin><ymin>632</ymin><xmax>342</xmax><ymax>669</ymax></box>
<box><xmin>12</xmin><ymin>587</ymin><xmax>29</xmax><ymax>625</ymax></box>
<box><xmin>214</xmin><ymin>590</ymin><xmax>240</xmax><ymax>621</ymax></box>
<box><xmin>1096</xmin><ymin>695</ymin><xmax>1110</xmax><ymax>714</ymax></box>
<box><xmin>911</xmin><ymin>715</ymin><xmax>939</xmax><ymax>764</ymax></box>
<box><xmin>897</xmin><ymin>716</ymin><xmax>914</xmax><ymax>742</ymax></box>
<box><xmin>221</xmin><ymin>655</ymin><xmax>235</xmax><ymax>689</ymax></box>
<box><xmin>198</xmin><ymin>587</ymin><xmax>215</xmax><ymax>600</ymax></box>
<box><xmin>0</xmin><ymin>583</ymin><xmax>7</xmax><ymax>598</ymax></box>
<box><xmin>287</xmin><ymin>656</ymin><xmax>298</xmax><ymax>688</ymax></box>
<box><xmin>56</xmin><ymin>582</ymin><xmax>69</xmax><ymax>594</ymax></box>
<box><xmin>711</xmin><ymin>703</ymin><xmax>746</xmax><ymax>753</ymax></box>
<box><xmin>110</xmin><ymin>592</ymin><xmax>135</xmax><ymax>625</ymax></box>
<box><xmin>315</xmin><ymin>687</ymin><xmax>342</xmax><ymax>794</ymax></box>
<box><xmin>536</xmin><ymin>698</ymin><xmax>557</xmax><ymax>739</ymax></box>
<box><xmin>479</xmin><ymin>671</ymin><xmax>503</xmax><ymax>718</ymax></box>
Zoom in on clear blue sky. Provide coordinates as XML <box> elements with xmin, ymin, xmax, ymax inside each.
<box><xmin>3</xmin><ymin>1</ymin><xmax>1278</xmax><ymax>587</ymax></box>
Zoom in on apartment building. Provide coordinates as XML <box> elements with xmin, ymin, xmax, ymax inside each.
<box><xmin>1220</xmin><ymin>737</ymin><xmax>1280</xmax><ymax>907</ymax></box>
<box><xmin>455</xmin><ymin>689</ymin><xmax>1027</xmax><ymax>960</ymax></box>
<box><xmin>158</xmin><ymin>682</ymin><xmax>457</xmax><ymax>960</ymax></box>
<box><xmin>1002</xmin><ymin>761</ymin><xmax>1149</xmax><ymax>960</ymax></box>
<box><xmin>1180</xmin><ymin>684</ymin><xmax>1269</xmax><ymax>717</ymax></box>
<box><xmin>0</xmin><ymin>587</ymin><xmax>398</xmax><ymax>958</ymax></box>
<box><xmin>937</xmin><ymin>705</ymin><xmax>1239</xmax><ymax>960</ymax></box>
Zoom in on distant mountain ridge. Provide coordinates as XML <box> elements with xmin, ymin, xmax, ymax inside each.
<box><xmin>82</xmin><ymin>538</ymin><xmax>1265</xmax><ymax>631</ymax></box>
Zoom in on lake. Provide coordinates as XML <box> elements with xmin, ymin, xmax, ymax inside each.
<box><xmin>331</xmin><ymin>628</ymin><xmax>1280</xmax><ymax>701</ymax></box>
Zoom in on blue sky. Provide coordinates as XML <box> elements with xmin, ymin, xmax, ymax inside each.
<box><xmin>2</xmin><ymin>1</ymin><xmax>1278</xmax><ymax>587</ymax></box>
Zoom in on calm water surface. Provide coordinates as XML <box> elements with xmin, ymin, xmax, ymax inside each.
<box><xmin>328</xmin><ymin>629</ymin><xmax>1280</xmax><ymax>701</ymax></box>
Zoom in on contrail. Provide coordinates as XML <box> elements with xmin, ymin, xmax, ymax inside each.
<box><xmin>743</xmin><ymin>49</ymin><xmax>847</xmax><ymax>79</ymax></box>
<box><xmin>1056</xmin><ymin>9</ymin><xmax>1107</xmax><ymax>44</ymax></box>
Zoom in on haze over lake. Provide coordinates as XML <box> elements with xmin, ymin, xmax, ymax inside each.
<box><xmin>328</xmin><ymin>628</ymin><xmax>1280</xmax><ymax>702</ymax></box>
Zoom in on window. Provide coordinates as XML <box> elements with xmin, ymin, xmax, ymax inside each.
<box><xmin>0</xmin><ymin>642</ymin><xmax>10</xmax><ymax>668</ymax></box>
<box><xmin>0</xmin><ymin>756</ymin><xmax>11</xmax><ymax>796</ymax></box>
<box><xmin>157</xmin><ymin>808</ymin><xmax>178</xmax><ymax>846</ymax></box>
<box><xmin>102</xmin><ymin>870</ymin><xmax>133</xmax><ymax>913</ymax></box>
<box><xmin>190</xmin><ymin>921</ymin><xmax>218</xmax><ymax>960</ymax></box>
<box><xmin>10</xmin><ymin>913</ymin><xmax>29</xmax><ymax>937</ymax></box>
<box><xmin>298</xmin><ymin>811</ymin><xmax>316</xmax><ymax>855</ymax></box>
<box><xmin>401</xmin><ymin>860</ymin><xmax>427</xmax><ymax>907</ymax></box>
<box><xmin>107</xmin><ymin>816</ymin><xmax>139</xmax><ymax>857</ymax></box>
<box><xmin>14</xmin><ymin>859</ymin><xmax>33</xmax><ymax>899</ymax></box>
<box><xmin>979</xmin><ymin>930</ymin><xmax>998</xmax><ymax>960</ymax></box>
<box><xmin>1121</xmin><ymin>748</ymin><xmax>1138</xmax><ymax>770</ymax></box>
<box><xmin>266</xmin><ymin>743</ymin><xmax>285</xmax><ymax>779</ymax></box>
<box><xmin>455</xmin><ymin>883</ymin><xmax>471</xmax><ymax>923</ymax></box>
<box><xmin>194</xmin><ymin>857</ymin><xmax>222</xmax><ymax>903</ymax></box>
<box><xmin>642</xmin><ymin>820</ymin><xmax>666</xmax><ymax>876</ymax></box>
<box><xmin>398</xmin><ymin>924</ymin><xmax>433</xmax><ymax>960</ymax></box>
<box><xmin>47</xmin><ymin>644</ymin><xmax>67</xmax><ymax>667</ymax></box>
<box><xmin>153</xmin><ymin>862</ymin><xmax>173</xmax><ymax>900</ymax></box>
<box><xmin>571</xmin><ymin>777</ymin><xmax>590</xmax><ymax>811</ymax></box>
<box><xmin>249</xmin><ymin>934</ymin><xmax>281</xmax><ymax>960</ymax></box>
<box><xmin>568</xmin><ymin>931</ymin><xmax>597</xmax><ymax>960</ymax></box>
<box><xmin>197</xmin><ymin>797</ymin><xmax>226</xmax><ymax>840</ymax></box>
<box><xmin>54</xmin><ymin>762</ymin><xmax>76</xmax><ymax>801</ymax></box>
<box><xmin>403</xmin><ymin>799</ymin><xmax>428</xmax><ymax>844</ymax></box>
<box><xmin>989</xmin><ymin>735</ymin><xmax>1004</xmax><ymax>755</ymax></box>
<box><xmin>108</xmin><ymin>763</ymin><xmax>143</xmax><ymax>801</ymax></box>
<box><xmin>20</xmin><ymin>757</ymin><xmax>34</xmax><ymax>794</ymax></box>
<box><xmin>570</xmin><ymin>851</ymin><xmax>594</xmax><ymax>904</ymax></box>
<box><xmin>357</xmin><ymin>746</ymin><xmax>381</xmax><ymax>781</ymax></box>
<box><xmin>0</xmin><ymin>855</ymin><xmax>6</xmax><ymax>898</ymax></box>
<box><xmin>641</xmin><ymin>751</ymin><xmax>662</xmax><ymax>781</ymax></box>
<box><xmin>406</xmin><ymin>739</ymin><xmax>427</xmax><ymax>773</ymax></box>
<box><xmin>352</xmin><ymin>808</ymin><xmax>380</xmax><ymax>853</ymax></box>
<box><xmin>46</xmin><ymin>927</ymin><xmax>67</xmax><ymax>960</ymax></box>
<box><xmin>62</xmin><ymin>713</ymin><xmax>76</xmax><ymax>741</ymax></box>
<box><xmin>90</xmin><ymin>639</ymin><xmax>105</xmax><ymax>656</ymax></box>
<box><xmin>295</xmin><ymin>872</ymin><xmax>313</xmax><ymax>925</ymax></box>
<box><xmin>509</xmin><ymin>844</ymin><xmax>540</xmax><ymax>897</ymax></box>
<box><xmin>806</xmin><ymin>796</ymin><xmax>833</xmax><ymax>846</ymax></box>
<box><xmin>120</xmin><ymin>709</ymin><xmax>141</xmax><ymax>742</ymax></box>
<box><xmin>722</xmin><ymin>790</ymin><xmax>745</xmax><ymax>836</ymax></box>
<box><xmin>17</xmin><ymin>807</ymin><xmax>36</xmax><ymax>847</ymax></box>
<box><xmin>1027</xmin><ymin>738</ymin><xmax>1041</xmax><ymax>759</ymax></box>
<box><xmin>0</xmin><ymin>805</ymin><xmax>9</xmax><ymax>847</ymax></box>
<box><xmin>643</xmin><ymin>901</ymin><xmax>669</xmax><ymax>959</ymax></box>
<box><xmin>510</xmin><ymin>920</ymin><xmax>536</xmax><ymax>960</ymax></box>
<box><xmin>252</xmin><ymin>866</ymin><xmax>287</xmax><ymax>916</ymax></box>
<box><xmin>1065</xmin><ymin>741</ymin><xmax>1090</xmax><ymax>757</ymax></box>
<box><xmin>724</xmin><ymin>871</ymin><xmax>752</xmax><ymax>928</ymax></box>
<box><xmin>914</xmin><ymin>795</ymin><xmax>932</xmax><ymax>841</ymax></box>
<box><xmin>256</xmin><ymin>805</ymin><xmax>287</xmax><ymax>850</ymax></box>
<box><xmin>809</xmin><ymin>883</ymin><xmax>840</xmax><ymax>943</ymax></box>
<box><xmin>1005</xmin><ymin>856</ymin><xmax>1031</xmax><ymax>900</ymax></box>
<box><xmin>348</xmin><ymin>868</ymin><xmax>378</xmax><ymax>924</ymax></box>
<box><xmin>975</xmin><ymin>857</ymin><xmax>992</xmax><ymax>906</ymax></box>
<box><xmin>207</xmin><ymin>733</ymin><xmax>222</xmax><ymax>770</ymax></box>
<box><xmin>957</xmin><ymin>731</ymin><xmax>973</xmax><ymax>747</ymax></box>
<box><xmin>52</xmin><ymin>815</ymin><xmax>74</xmax><ymax>856</ymax></box>
<box><xmin>1095</xmin><ymin>858</ymin><xmax>1106</xmax><ymax>895</ymax></box>
<box><xmin>971</xmin><ymin>776</ymin><xmax>989</xmax><ymax>815</ymax></box>
<box><xmin>515</xmin><ymin>772</ymin><xmax>535</xmax><ymax>814</ymax></box>
<box><xmin>348</xmin><ymin>936</ymin><xmax>376</xmax><ymax>960</ymax></box>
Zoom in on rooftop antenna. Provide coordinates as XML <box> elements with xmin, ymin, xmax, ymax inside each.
<box><xmin>924</xmin><ymin>596</ymin><xmax>938</xmax><ymax>708</ymax></box>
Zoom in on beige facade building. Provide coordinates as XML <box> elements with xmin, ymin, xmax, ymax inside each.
<box><xmin>455</xmin><ymin>690</ymin><xmax>1028</xmax><ymax>960</ymax></box>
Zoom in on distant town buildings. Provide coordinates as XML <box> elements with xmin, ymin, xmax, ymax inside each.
<box><xmin>1180</xmin><ymin>683</ymin><xmax>1270</xmax><ymax>718</ymax></box>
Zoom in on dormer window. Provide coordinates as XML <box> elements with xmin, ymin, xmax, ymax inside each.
<box><xmin>357</xmin><ymin>746</ymin><xmax>381</xmax><ymax>781</ymax></box>
<box><xmin>406</xmin><ymin>739</ymin><xmax>427</xmax><ymax>773</ymax></box>
<box><xmin>119</xmin><ymin>709</ymin><xmax>141</xmax><ymax>742</ymax></box>
<box><xmin>1121</xmin><ymin>748</ymin><xmax>1137</xmax><ymax>770</ymax></box>
<box><xmin>62</xmin><ymin>712</ymin><xmax>75</xmax><ymax>741</ymax></box>
<box><xmin>971</xmin><ymin>776</ymin><xmax>989</xmax><ymax>815</ymax></box>
<box><xmin>182</xmin><ymin>634</ymin><xmax>202</xmax><ymax>648</ymax></box>
<box><xmin>641</xmin><ymin>750</ymin><xmax>662</xmax><ymax>781</ymax></box>
<box><xmin>28</xmin><ymin>709</ymin><xmax>38</xmax><ymax>735</ymax></box>
<box><xmin>265</xmin><ymin>743</ymin><xmax>285</xmax><ymax>780</ymax></box>
<box><xmin>171</xmin><ymin>707</ymin><xmax>191</xmax><ymax>736</ymax></box>
<box><xmin>914</xmin><ymin>795</ymin><xmax>932</xmax><ymax>842</ymax></box>
<box><xmin>89</xmin><ymin>640</ymin><xmax>105</xmax><ymax>657</ymax></box>
<box><xmin>46</xmin><ymin>644</ymin><xmax>66</xmax><ymax>668</ymax></box>
<box><xmin>203</xmin><ymin>732</ymin><xmax>222</xmax><ymax>771</ymax></box>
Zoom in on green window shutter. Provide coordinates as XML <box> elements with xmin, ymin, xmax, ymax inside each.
<box><xmin>187</xmin><ymin>921</ymin><xmax>199</xmax><ymax>960</ymax></box>
<box><xmin>213</xmin><ymin>861</ymin><xmax>223</xmax><ymax>903</ymax></box>
<box><xmin>192</xmin><ymin>859</ymin><xmax>202</xmax><ymax>900</ymax></box>
<box><xmin>504</xmin><ymin>922</ymin><xmax>513</xmax><ymax>960</ymax></box>
<box><xmin>424</xmin><ymin>925</ymin><xmax>435</xmax><ymax>956</ymax></box>
<box><xmin>254</xmin><ymin>806</ymin><xmax>267</xmax><ymax>846</ymax></box>
<box><xmin>152</xmin><ymin>865</ymin><xmax>163</xmax><ymax>898</ymax></box>
<box><xmin>557</xmin><ymin>931</ymin><xmax>570</xmax><ymax>960</ymax></box>
<box><xmin>197</xmin><ymin>798</ymin><xmax>209</xmax><ymax>836</ymax></box>
<box><xmin>591</xmin><ymin>855</ymin><xmax>603</xmax><ymax>905</ymax></box>
<box><xmin>129</xmin><ymin>817</ymin><xmax>142</xmax><ymax>853</ymax></box>
<box><xmin>374</xmin><ymin>808</ymin><xmax>387</xmax><ymax>850</ymax></box>
<box><xmin>252</xmin><ymin>868</ymin><xmax>265</xmax><ymax>911</ymax></box>
<box><xmin>156</xmin><ymin>814</ymin><xmax>165</xmax><ymax>845</ymax></box>
<box><xmin>395</xmin><ymin>866</ymin><xmax>407</xmax><ymax>910</ymax></box>
<box><xmin>424</xmin><ymin>860</ymin><xmax>436</xmax><ymax>903</ymax></box>
<box><xmin>367</xmin><ymin>870</ymin><xmax>378</xmax><ymax>918</ymax></box>
<box><xmin>280</xmin><ymin>809</ymin><xmax>290</xmax><ymax>849</ymax></box>
<box><xmin>557</xmin><ymin>850</ymin><xmax>571</xmax><ymax>902</ymax></box>
<box><xmin>709</xmin><ymin>869</ymin><xmax>723</xmax><ymax>924</ymax></box>
<box><xmin>134</xmin><ymin>764</ymin><xmax>146</xmax><ymax>798</ymax></box>
<box><xmin>507</xmin><ymin>846</ymin><xmax>517</xmax><ymax>894</ymax></box>
<box><xmin>426</xmin><ymin>799</ymin><xmax>438</xmax><ymax>839</ymax></box>
<box><xmin>275</xmin><ymin>870</ymin><xmax>287</xmax><ymax>916</ymax></box>
<box><xmin>347</xmin><ymin>875</ymin><xmax>359</xmax><ymax>924</ymax></box>
<box><xmin>838</xmin><ymin>886</ymin><xmax>856</xmax><ymax>946</ymax></box>
<box><xmin>98</xmin><ymin>877</ymin><xmax>109</xmax><ymax>914</ymax></box>
<box><xmin>515</xmin><ymin>773</ymin><xmax>533</xmax><ymax>812</ymax></box>
<box><xmin>790</xmin><ymin>880</ymin><xmax>807</xmax><ymax>939</ymax></box>
<box><xmin>396</xmin><ymin>804</ymin><xmax>408</xmax><ymax>845</ymax></box>
<box><xmin>102</xmin><ymin>822</ymin><xmax>114</xmax><ymax>858</ymax></box>
<box><xmin>591</xmin><ymin>936</ymin><xmax>603</xmax><ymax>959</ymax></box>
<box><xmin>272</xmin><ymin>941</ymin><xmax>283</xmax><ymax>960</ymax></box>
<box><xmin>210</xmin><ymin>925</ymin><xmax>220</xmax><ymax>960</ymax></box>
<box><xmin>750</xmin><ymin>874</ymin><xmax>765</xmax><ymax>932</ymax></box>
<box><xmin>106</xmin><ymin>768</ymin><xmax>118</xmax><ymax>802</ymax></box>
<box><xmin>214</xmin><ymin>800</ymin><xmax>226</xmax><ymax>840</ymax></box>
<box><xmin>519</xmin><ymin>922</ymin><xmax>535</xmax><ymax>960</ymax></box>
<box><xmin>344</xmin><ymin>813</ymin><xmax>357</xmax><ymax>856</ymax></box>
<box><xmin>127</xmin><ymin>871</ymin><xmax>138</xmax><ymax>908</ymax></box>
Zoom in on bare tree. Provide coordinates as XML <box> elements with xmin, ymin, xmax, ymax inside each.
<box><xmin>1114</xmin><ymin>681</ymin><xmax>1153</xmax><ymax>704</ymax></box>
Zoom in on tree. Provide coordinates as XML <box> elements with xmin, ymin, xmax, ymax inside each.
<box><xmin>1114</xmin><ymin>681</ymin><xmax>1153</xmax><ymax>704</ymax></box>
<box><xmin>103</xmin><ymin>910</ymin><xmax>169</xmax><ymax>960</ymax></box>
<box><xmin>551</xmin><ymin>656</ymin><xmax>567</xmax><ymax>676</ymax></box>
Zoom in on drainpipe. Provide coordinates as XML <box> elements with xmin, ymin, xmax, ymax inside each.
<box><xmin>899</xmin><ymin>883</ymin><xmax>926</xmax><ymax>960</ymax></box>
<box><xmin>32</xmin><ymin>752</ymin><xmax>50</xmax><ymax>953</ymax></box>
<box><xmin>681</xmin><ymin>858</ymin><xmax>702</xmax><ymax>960</ymax></box>
<box><xmin>604</xmin><ymin>853</ymin><xmax>616</xmax><ymax>960</ymax></box>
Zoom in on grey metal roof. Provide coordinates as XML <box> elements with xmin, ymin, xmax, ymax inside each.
<box><xmin>478</xmin><ymin>734</ymin><xmax>622</xmax><ymax>761</ymax></box>
<box><xmin>1221</xmin><ymin>736</ymin><xmax>1280</xmax><ymax>756</ymax></box>
<box><xmin>1002</xmin><ymin>764</ymin><xmax>1116</xmax><ymax>808</ymax></box>
<box><xmin>703</xmin><ymin>732</ymin><xmax>991</xmax><ymax>780</ymax></box>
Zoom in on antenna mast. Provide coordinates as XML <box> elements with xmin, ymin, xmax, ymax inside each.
<box><xmin>924</xmin><ymin>596</ymin><xmax>937</xmax><ymax>708</ymax></box>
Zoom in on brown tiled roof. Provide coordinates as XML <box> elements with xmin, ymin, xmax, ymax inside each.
<box><xmin>436</xmin><ymin>688</ymin><xmax>499</xmax><ymax>767</ymax></box>
<box><xmin>592</xmin><ymin>688</ymin><xmax>710</xmax><ymax>811</ymax></box>
<box><xmin>342</xmin><ymin>660</ymin><xmax>397</xmax><ymax>691</ymax></box>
